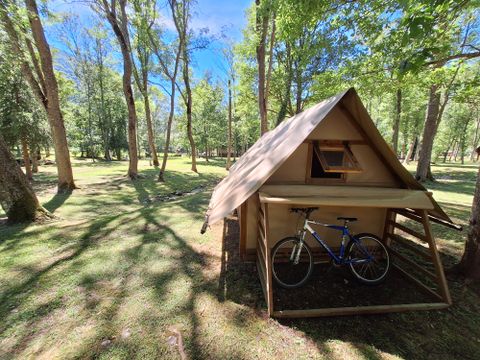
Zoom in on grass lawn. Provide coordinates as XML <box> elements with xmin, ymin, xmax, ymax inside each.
<box><xmin>0</xmin><ymin>157</ymin><xmax>479</xmax><ymax>359</ymax></box>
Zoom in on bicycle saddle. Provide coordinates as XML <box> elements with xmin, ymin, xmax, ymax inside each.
<box><xmin>337</xmin><ymin>217</ymin><xmax>357</xmax><ymax>222</ymax></box>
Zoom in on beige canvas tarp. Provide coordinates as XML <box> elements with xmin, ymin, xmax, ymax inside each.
<box><xmin>202</xmin><ymin>88</ymin><xmax>454</xmax><ymax>231</ymax></box>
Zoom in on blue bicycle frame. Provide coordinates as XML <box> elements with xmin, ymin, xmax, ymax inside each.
<box><xmin>302</xmin><ymin>219</ymin><xmax>373</xmax><ymax>265</ymax></box>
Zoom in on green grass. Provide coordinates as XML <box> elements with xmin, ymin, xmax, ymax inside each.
<box><xmin>0</xmin><ymin>158</ymin><xmax>479</xmax><ymax>360</ymax></box>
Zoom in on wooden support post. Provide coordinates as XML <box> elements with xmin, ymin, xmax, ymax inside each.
<box><xmin>264</xmin><ymin>203</ymin><xmax>274</xmax><ymax>316</ymax></box>
<box><xmin>382</xmin><ymin>209</ymin><xmax>396</xmax><ymax>247</ymax></box>
<box><xmin>239</xmin><ymin>201</ymin><xmax>247</xmax><ymax>260</ymax></box>
<box><xmin>418</xmin><ymin>209</ymin><xmax>452</xmax><ymax>305</ymax></box>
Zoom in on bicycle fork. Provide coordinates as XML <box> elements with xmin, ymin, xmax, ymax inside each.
<box><xmin>291</xmin><ymin>231</ymin><xmax>307</xmax><ymax>265</ymax></box>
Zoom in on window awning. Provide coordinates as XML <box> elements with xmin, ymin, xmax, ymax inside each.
<box><xmin>259</xmin><ymin>185</ymin><xmax>434</xmax><ymax>210</ymax></box>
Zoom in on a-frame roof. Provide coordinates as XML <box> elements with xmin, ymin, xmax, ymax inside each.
<box><xmin>202</xmin><ymin>88</ymin><xmax>453</xmax><ymax>229</ymax></box>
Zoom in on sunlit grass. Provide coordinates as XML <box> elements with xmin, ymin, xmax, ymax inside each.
<box><xmin>0</xmin><ymin>159</ymin><xmax>479</xmax><ymax>359</ymax></box>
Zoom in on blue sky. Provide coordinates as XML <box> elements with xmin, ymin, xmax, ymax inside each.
<box><xmin>48</xmin><ymin>0</ymin><xmax>251</xmax><ymax>83</ymax></box>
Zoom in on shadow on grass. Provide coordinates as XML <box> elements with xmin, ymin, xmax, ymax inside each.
<box><xmin>43</xmin><ymin>192</ymin><xmax>71</xmax><ymax>213</ymax></box>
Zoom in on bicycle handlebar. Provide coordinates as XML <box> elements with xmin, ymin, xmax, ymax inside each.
<box><xmin>289</xmin><ymin>207</ymin><xmax>318</xmax><ymax>216</ymax></box>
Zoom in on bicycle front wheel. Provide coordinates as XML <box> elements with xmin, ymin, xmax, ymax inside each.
<box><xmin>347</xmin><ymin>233</ymin><xmax>390</xmax><ymax>285</ymax></box>
<box><xmin>271</xmin><ymin>237</ymin><xmax>313</xmax><ymax>289</ymax></box>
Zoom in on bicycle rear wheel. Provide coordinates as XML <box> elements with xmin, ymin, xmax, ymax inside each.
<box><xmin>271</xmin><ymin>237</ymin><xmax>313</xmax><ymax>289</ymax></box>
<box><xmin>347</xmin><ymin>233</ymin><xmax>390</xmax><ymax>285</ymax></box>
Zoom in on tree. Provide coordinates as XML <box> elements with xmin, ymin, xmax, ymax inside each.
<box><xmin>148</xmin><ymin>0</ymin><xmax>184</xmax><ymax>182</ymax></box>
<box><xmin>132</xmin><ymin>0</ymin><xmax>159</xmax><ymax>167</ymax></box>
<box><xmin>95</xmin><ymin>0</ymin><xmax>139</xmax><ymax>179</ymax></box>
<box><xmin>0</xmin><ymin>134</ymin><xmax>50</xmax><ymax>223</ymax></box>
<box><xmin>453</xmin><ymin>166</ymin><xmax>480</xmax><ymax>279</ymax></box>
<box><xmin>0</xmin><ymin>0</ymin><xmax>76</xmax><ymax>192</ymax></box>
<box><xmin>170</xmin><ymin>0</ymin><xmax>197</xmax><ymax>173</ymax></box>
<box><xmin>255</xmin><ymin>0</ymin><xmax>271</xmax><ymax>135</ymax></box>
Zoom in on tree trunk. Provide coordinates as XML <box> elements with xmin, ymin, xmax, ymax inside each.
<box><xmin>256</xmin><ymin>0</ymin><xmax>268</xmax><ymax>135</ymax></box>
<box><xmin>25</xmin><ymin>0</ymin><xmax>76</xmax><ymax>192</ymax></box>
<box><xmin>416</xmin><ymin>85</ymin><xmax>440</xmax><ymax>182</ymax></box>
<box><xmin>31</xmin><ymin>146</ymin><xmax>39</xmax><ymax>173</ymax></box>
<box><xmin>453</xmin><ymin>166</ymin><xmax>480</xmax><ymax>279</ymax></box>
<box><xmin>143</xmin><ymin>88</ymin><xmax>159</xmax><ymax>167</ymax></box>
<box><xmin>158</xmin><ymin>81</ymin><xmax>175</xmax><ymax>182</ymax></box>
<box><xmin>103</xmin><ymin>0</ymin><xmax>138</xmax><ymax>179</ymax></box>
<box><xmin>392</xmin><ymin>88</ymin><xmax>401</xmax><ymax>155</ymax></box>
<box><xmin>183</xmin><ymin>51</ymin><xmax>197</xmax><ymax>173</ymax></box>
<box><xmin>21</xmin><ymin>137</ymin><xmax>33</xmax><ymax>181</ymax></box>
<box><xmin>0</xmin><ymin>135</ymin><xmax>50</xmax><ymax>223</ymax></box>
<box><xmin>403</xmin><ymin>137</ymin><xmax>416</xmax><ymax>165</ymax></box>
<box><xmin>226</xmin><ymin>79</ymin><xmax>232</xmax><ymax>170</ymax></box>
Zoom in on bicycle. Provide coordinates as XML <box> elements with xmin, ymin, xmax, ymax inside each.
<box><xmin>271</xmin><ymin>207</ymin><xmax>390</xmax><ymax>289</ymax></box>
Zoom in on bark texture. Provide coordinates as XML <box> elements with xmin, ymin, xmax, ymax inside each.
<box><xmin>101</xmin><ymin>0</ymin><xmax>138</xmax><ymax>179</ymax></box>
<box><xmin>454</xmin><ymin>166</ymin><xmax>480</xmax><ymax>279</ymax></box>
<box><xmin>226</xmin><ymin>79</ymin><xmax>232</xmax><ymax>170</ymax></box>
<box><xmin>0</xmin><ymin>135</ymin><xmax>49</xmax><ymax>223</ymax></box>
<box><xmin>182</xmin><ymin>49</ymin><xmax>197</xmax><ymax>173</ymax></box>
<box><xmin>392</xmin><ymin>88</ymin><xmax>401</xmax><ymax>155</ymax></box>
<box><xmin>416</xmin><ymin>84</ymin><xmax>440</xmax><ymax>182</ymax></box>
<box><xmin>21</xmin><ymin>136</ymin><xmax>33</xmax><ymax>181</ymax></box>
<box><xmin>24</xmin><ymin>0</ymin><xmax>76</xmax><ymax>192</ymax></box>
<box><xmin>256</xmin><ymin>0</ymin><xmax>268</xmax><ymax>135</ymax></box>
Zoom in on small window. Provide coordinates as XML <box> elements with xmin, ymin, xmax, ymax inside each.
<box><xmin>307</xmin><ymin>141</ymin><xmax>362</xmax><ymax>182</ymax></box>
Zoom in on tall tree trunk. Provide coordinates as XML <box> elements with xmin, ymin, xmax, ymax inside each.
<box><xmin>416</xmin><ymin>84</ymin><xmax>440</xmax><ymax>182</ymax></box>
<box><xmin>471</xmin><ymin>115</ymin><xmax>480</xmax><ymax>161</ymax></box>
<box><xmin>143</xmin><ymin>90</ymin><xmax>158</xmax><ymax>166</ymax></box>
<box><xmin>102</xmin><ymin>0</ymin><xmax>138</xmax><ymax>179</ymax></box>
<box><xmin>392</xmin><ymin>88</ymin><xmax>401</xmax><ymax>155</ymax></box>
<box><xmin>443</xmin><ymin>138</ymin><xmax>455</xmax><ymax>163</ymax></box>
<box><xmin>25</xmin><ymin>0</ymin><xmax>75</xmax><ymax>192</ymax></box>
<box><xmin>226</xmin><ymin>79</ymin><xmax>232</xmax><ymax>170</ymax></box>
<box><xmin>183</xmin><ymin>51</ymin><xmax>197</xmax><ymax>173</ymax></box>
<box><xmin>31</xmin><ymin>146</ymin><xmax>39</xmax><ymax>173</ymax></box>
<box><xmin>21</xmin><ymin>137</ymin><xmax>33</xmax><ymax>181</ymax></box>
<box><xmin>158</xmin><ymin>81</ymin><xmax>175</xmax><ymax>182</ymax></box>
<box><xmin>403</xmin><ymin>136</ymin><xmax>416</xmax><ymax>165</ymax></box>
<box><xmin>256</xmin><ymin>0</ymin><xmax>268</xmax><ymax>135</ymax></box>
<box><xmin>453</xmin><ymin>166</ymin><xmax>480</xmax><ymax>279</ymax></box>
<box><xmin>0</xmin><ymin>135</ymin><xmax>50</xmax><ymax>223</ymax></box>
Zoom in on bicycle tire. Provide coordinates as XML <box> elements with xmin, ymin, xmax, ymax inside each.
<box><xmin>271</xmin><ymin>237</ymin><xmax>313</xmax><ymax>289</ymax></box>
<box><xmin>346</xmin><ymin>233</ymin><xmax>390</xmax><ymax>285</ymax></box>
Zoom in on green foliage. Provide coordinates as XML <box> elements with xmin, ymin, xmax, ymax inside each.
<box><xmin>0</xmin><ymin>34</ymin><xmax>50</xmax><ymax>152</ymax></box>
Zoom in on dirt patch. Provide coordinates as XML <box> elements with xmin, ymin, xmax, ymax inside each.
<box><xmin>221</xmin><ymin>218</ymin><xmax>438</xmax><ymax>312</ymax></box>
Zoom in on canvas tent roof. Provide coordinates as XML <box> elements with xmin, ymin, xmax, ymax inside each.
<box><xmin>202</xmin><ymin>88</ymin><xmax>455</xmax><ymax>231</ymax></box>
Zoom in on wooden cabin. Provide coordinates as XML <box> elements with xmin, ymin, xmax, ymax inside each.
<box><xmin>202</xmin><ymin>88</ymin><xmax>460</xmax><ymax>318</ymax></box>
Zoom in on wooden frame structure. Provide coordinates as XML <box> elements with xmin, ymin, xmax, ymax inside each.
<box><xmin>203</xmin><ymin>89</ymin><xmax>459</xmax><ymax>318</ymax></box>
<box><xmin>255</xmin><ymin>198</ymin><xmax>452</xmax><ymax>318</ymax></box>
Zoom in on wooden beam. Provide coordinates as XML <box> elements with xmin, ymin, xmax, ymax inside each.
<box><xmin>273</xmin><ymin>302</ymin><xmax>450</xmax><ymax>318</ymax></box>
<box><xmin>394</xmin><ymin>208</ymin><xmax>462</xmax><ymax>231</ymax></box>
<box><xmin>264</xmin><ymin>203</ymin><xmax>274</xmax><ymax>316</ymax></box>
<box><xmin>388</xmin><ymin>220</ymin><xmax>427</xmax><ymax>242</ymax></box>
<box><xmin>239</xmin><ymin>201</ymin><xmax>247</xmax><ymax>260</ymax></box>
<box><xmin>382</xmin><ymin>209</ymin><xmax>396</xmax><ymax>247</ymax></box>
<box><xmin>303</xmin><ymin>139</ymin><xmax>367</xmax><ymax>146</ymax></box>
<box><xmin>388</xmin><ymin>233</ymin><xmax>431</xmax><ymax>260</ymax></box>
<box><xmin>418</xmin><ymin>210</ymin><xmax>452</xmax><ymax>305</ymax></box>
<box><xmin>388</xmin><ymin>247</ymin><xmax>438</xmax><ymax>281</ymax></box>
<box><xmin>256</xmin><ymin>256</ymin><xmax>268</xmax><ymax>304</ymax></box>
<box><xmin>393</xmin><ymin>264</ymin><xmax>443</xmax><ymax>301</ymax></box>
